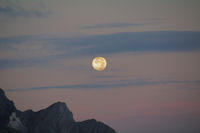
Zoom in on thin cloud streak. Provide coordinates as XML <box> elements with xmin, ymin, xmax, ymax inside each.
<box><xmin>0</xmin><ymin>4</ymin><xmax>51</xmax><ymax>18</ymax></box>
<box><xmin>82</xmin><ymin>22</ymin><xmax>152</xmax><ymax>29</ymax></box>
<box><xmin>6</xmin><ymin>80</ymin><xmax>200</xmax><ymax>92</ymax></box>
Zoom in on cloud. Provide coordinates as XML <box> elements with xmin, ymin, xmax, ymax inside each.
<box><xmin>0</xmin><ymin>2</ymin><xmax>51</xmax><ymax>18</ymax></box>
<box><xmin>75</xmin><ymin>31</ymin><xmax>200</xmax><ymax>55</ymax></box>
<box><xmin>0</xmin><ymin>31</ymin><xmax>200</xmax><ymax>69</ymax></box>
<box><xmin>0</xmin><ymin>58</ymin><xmax>48</xmax><ymax>69</ymax></box>
<box><xmin>40</xmin><ymin>31</ymin><xmax>200</xmax><ymax>58</ymax></box>
<box><xmin>82</xmin><ymin>22</ymin><xmax>151</xmax><ymax>29</ymax></box>
<box><xmin>5</xmin><ymin>80</ymin><xmax>200</xmax><ymax>92</ymax></box>
<box><xmin>143</xmin><ymin>17</ymin><xmax>167</xmax><ymax>21</ymax></box>
<box><xmin>0</xmin><ymin>35</ymin><xmax>68</xmax><ymax>59</ymax></box>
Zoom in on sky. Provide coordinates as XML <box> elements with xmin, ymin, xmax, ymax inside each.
<box><xmin>0</xmin><ymin>0</ymin><xmax>200</xmax><ymax>133</ymax></box>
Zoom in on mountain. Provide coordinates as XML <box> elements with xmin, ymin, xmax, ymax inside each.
<box><xmin>0</xmin><ymin>88</ymin><xmax>117</xmax><ymax>133</ymax></box>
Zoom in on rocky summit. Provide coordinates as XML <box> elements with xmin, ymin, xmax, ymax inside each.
<box><xmin>0</xmin><ymin>88</ymin><xmax>117</xmax><ymax>133</ymax></box>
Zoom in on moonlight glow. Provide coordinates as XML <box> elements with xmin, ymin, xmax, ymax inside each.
<box><xmin>92</xmin><ymin>57</ymin><xmax>107</xmax><ymax>71</ymax></box>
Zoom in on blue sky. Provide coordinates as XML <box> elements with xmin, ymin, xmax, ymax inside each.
<box><xmin>0</xmin><ymin>0</ymin><xmax>200</xmax><ymax>133</ymax></box>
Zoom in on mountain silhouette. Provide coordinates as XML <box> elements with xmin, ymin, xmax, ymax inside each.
<box><xmin>0</xmin><ymin>88</ymin><xmax>116</xmax><ymax>133</ymax></box>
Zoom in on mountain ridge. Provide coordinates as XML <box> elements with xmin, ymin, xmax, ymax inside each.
<box><xmin>0</xmin><ymin>88</ymin><xmax>117</xmax><ymax>133</ymax></box>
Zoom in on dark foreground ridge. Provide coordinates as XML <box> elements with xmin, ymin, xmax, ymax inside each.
<box><xmin>0</xmin><ymin>88</ymin><xmax>116</xmax><ymax>133</ymax></box>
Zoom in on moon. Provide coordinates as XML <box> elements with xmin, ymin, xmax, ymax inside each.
<box><xmin>92</xmin><ymin>57</ymin><xmax>107</xmax><ymax>71</ymax></box>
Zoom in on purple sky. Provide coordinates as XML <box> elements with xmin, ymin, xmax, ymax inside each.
<box><xmin>0</xmin><ymin>0</ymin><xmax>200</xmax><ymax>133</ymax></box>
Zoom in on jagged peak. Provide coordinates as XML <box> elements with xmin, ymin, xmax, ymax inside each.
<box><xmin>0</xmin><ymin>88</ymin><xmax>116</xmax><ymax>133</ymax></box>
<box><xmin>50</xmin><ymin>101</ymin><xmax>66</xmax><ymax>107</ymax></box>
<box><xmin>0</xmin><ymin>88</ymin><xmax>5</xmax><ymax>95</ymax></box>
<box><xmin>0</xmin><ymin>88</ymin><xmax>15</xmax><ymax>106</ymax></box>
<box><xmin>46</xmin><ymin>101</ymin><xmax>69</xmax><ymax>111</ymax></box>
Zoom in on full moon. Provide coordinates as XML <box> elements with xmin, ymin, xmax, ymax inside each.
<box><xmin>92</xmin><ymin>57</ymin><xmax>107</xmax><ymax>71</ymax></box>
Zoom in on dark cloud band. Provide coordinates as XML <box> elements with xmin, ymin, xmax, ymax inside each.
<box><xmin>0</xmin><ymin>31</ymin><xmax>200</xmax><ymax>69</ymax></box>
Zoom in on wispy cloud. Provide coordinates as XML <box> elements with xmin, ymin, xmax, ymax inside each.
<box><xmin>0</xmin><ymin>31</ymin><xmax>200</xmax><ymax>69</ymax></box>
<box><xmin>42</xmin><ymin>31</ymin><xmax>200</xmax><ymax>57</ymax></box>
<box><xmin>0</xmin><ymin>2</ymin><xmax>51</xmax><ymax>18</ymax></box>
<box><xmin>76</xmin><ymin>31</ymin><xmax>200</xmax><ymax>55</ymax></box>
<box><xmin>143</xmin><ymin>17</ymin><xmax>167</xmax><ymax>21</ymax></box>
<box><xmin>6</xmin><ymin>80</ymin><xmax>200</xmax><ymax>92</ymax></box>
<box><xmin>82</xmin><ymin>22</ymin><xmax>151</xmax><ymax>29</ymax></box>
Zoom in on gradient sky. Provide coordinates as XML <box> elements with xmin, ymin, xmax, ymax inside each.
<box><xmin>0</xmin><ymin>0</ymin><xmax>200</xmax><ymax>133</ymax></box>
